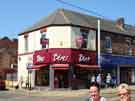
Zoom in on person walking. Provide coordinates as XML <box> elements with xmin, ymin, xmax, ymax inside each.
<box><xmin>106</xmin><ymin>73</ymin><xmax>112</xmax><ymax>88</ymax></box>
<box><xmin>96</xmin><ymin>74</ymin><xmax>102</xmax><ymax>86</ymax></box>
<box><xmin>91</xmin><ymin>75</ymin><xmax>96</xmax><ymax>84</ymax></box>
<box><xmin>86</xmin><ymin>82</ymin><xmax>107</xmax><ymax>101</ymax></box>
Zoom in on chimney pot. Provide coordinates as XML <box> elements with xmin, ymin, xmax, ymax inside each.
<box><xmin>116</xmin><ymin>17</ymin><xmax>125</xmax><ymax>29</ymax></box>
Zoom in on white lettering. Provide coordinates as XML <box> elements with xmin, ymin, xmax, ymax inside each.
<box><xmin>36</xmin><ymin>55</ymin><xmax>44</xmax><ymax>62</ymax></box>
<box><xmin>79</xmin><ymin>54</ymin><xmax>90</xmax><ymax>62</ymax></box>
<box><xmin>53</xmin><ymin>53</ymin><xmax>69</xmax><ymax>62</ymax></box>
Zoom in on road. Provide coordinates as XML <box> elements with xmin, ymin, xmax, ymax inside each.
<box><xmin>0</xmin><ymin>90</ymin><xmax>135</xmax><ymax>101</ymax></box>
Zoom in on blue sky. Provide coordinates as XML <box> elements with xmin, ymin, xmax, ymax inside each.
<box><xmin>0</xmin><ymin>0</ymin><xmax>135</xmax><ymax>38</ymax></box>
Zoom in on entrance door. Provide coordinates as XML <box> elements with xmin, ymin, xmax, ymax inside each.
<box><xmin>35</xmin><ymin>67</ymin><xmax>49</xmax><ymax>86</ymax></box>
<box><xmin>54</xmin><ymin>70</ymin><xmax>68</xmax><ymax>88</ymax></box>
<box><xmin>120</xmin><ymin>68</ymin><xmax>131</xmax><ymax>84</ymax></box>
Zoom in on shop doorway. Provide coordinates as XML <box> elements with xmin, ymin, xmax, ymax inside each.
<box><xmin>120</xmin><ymin>68</ymin><xmax>131</xmax><ymax>84</ymax></box>
<box><xmin>35</xmin><ymin>66</ymin><xmax>49</xmax><ymax>86</ymax></box>
<box><xmin>54</xmin><ymin>70</ymin><xmax>68</xmax><ymax>88</ymax></box>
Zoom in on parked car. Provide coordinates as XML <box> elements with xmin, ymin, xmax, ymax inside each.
<box><xmin>0</xmin><ymin>76</ymin><xmax>5</xmax><ymax>90</ymax></box>
<box><xmin>0</xmin><ymin>80</ymin><xmax>5</xmax><ymax>90</ymax></box>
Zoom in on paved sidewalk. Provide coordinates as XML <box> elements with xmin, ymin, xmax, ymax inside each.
<box><xmin>9</xmin><ymin>85</ymin><xmax>135</xmax><ymax>97</ymax></box>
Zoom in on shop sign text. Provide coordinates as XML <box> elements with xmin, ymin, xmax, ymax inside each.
<box><xmin>79</xmin><ymin>54</ymin><xmax>90</xmax><ymax>63</ymax></box>
<box><xmin>53</xmin><ymin>53</ymin><xmax>69</xmax><ymax>62</ymax></box>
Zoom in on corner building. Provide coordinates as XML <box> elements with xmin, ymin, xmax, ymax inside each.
<box><xmin>18</xmin><ymin>8</ymin><xmax>135</xmax><ymax>89</ymax></box>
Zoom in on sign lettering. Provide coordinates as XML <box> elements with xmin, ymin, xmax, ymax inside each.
<box><xmin>53</xmin><ymin>53</ymin><xmax>69</xmax><ymax>62</ymax></box>
<box><xmin>79</xmin><ymin>54</ymin><xmax>90</xmax><ymax>62</ymax></box>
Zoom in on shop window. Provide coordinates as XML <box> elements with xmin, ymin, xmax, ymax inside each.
<box><xmin>126</xmin><ymin>39</ymin><xmax>132</xmax><ymax>55</ymax></box>
<box><xmin>80</xmin><ymin>29</ymin><xmax>89</xmax><ymax>48</ymax></box>
<box><xmin>87</xmin><ymin>30</ymin><xmax>96</xmax><ymax>51</ymax></box>
<box><xmin>35</xmin><ymin>68</ymin><xmax>49</xmax><ymax>86</ymax></box>
<box><xmin>105</xmin><ymin>36</ymin><xmax>112</xmax><ymax>53</ymax></box>
<box><xmin>132</xmin><ymin>40</ymin><xmax>135</xmax><ymax>55</ymax></box>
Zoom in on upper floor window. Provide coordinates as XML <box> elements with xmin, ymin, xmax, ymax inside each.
<box><xmin>132</xmin><ymin>40</ymin><xmax>135</xmax><ymax>55</ymax></box>
<box><xmin>40</xmin><ymin>32</ymin><xmax>49</xmax><ymax>49</ymax></box>
<box><xmin>105</xmin><ymin>36</ymin><xmax>112</xmax><ymax>53</ymax></box>
<box><xmin>126</xmin><ymin>38</ymin><xmax>132</xmax><ymax>55</ymax></box>
<box><xmin>24</xmin><ymin>34</ymin><xmax>28</xmax><ymax>52</ymax></box>
<box><xmin>80</xmin><ymin>29</ymin><xmax>89</xmax><ymax>48</ymax></box>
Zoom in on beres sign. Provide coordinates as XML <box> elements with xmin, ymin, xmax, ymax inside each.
<box><xmin>53</xmin><ymin>53</ymin><xmax>69</xmax><ymax>62</ymax></box>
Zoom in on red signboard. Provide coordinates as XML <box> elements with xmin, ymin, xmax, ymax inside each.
<box><xmin>72</xmin><ymin>50</ymin><xmax>96</xmax><ymax>64</ymax></box>
<box><xmin>33</xmin><ymin>48</ymin><xmax>96</xmax><ymax>65</ymax></box>
<box><xmin>49</xmin><ymin>48</ymin><xmax>71</xmax><ymax>63</ymax></box>
<box><xmin>33</xmin><ymin>50</ymin><xmax>50</xmax><ymax>65</ymax></box>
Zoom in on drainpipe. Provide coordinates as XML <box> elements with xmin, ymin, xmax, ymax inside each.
<box><xmin>49</xmin><ymin>65</ymin><xmax>54</xmax><ymax>89</ymax></box>
<box><xmin>117</xmin><ymin>65</ymin><xmax>120</xmax><ymax>84</ymax></box>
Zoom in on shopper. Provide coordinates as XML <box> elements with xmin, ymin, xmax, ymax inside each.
<box><xmin>106</xmin><ymin>73</ymin><xmax>112</xmax><ymax>88</ymax></box>
<box><xmin>91</xmin><ymin>75</ymin><xmax>96</xmax><ymax>83</ymax></box>
<box><xmin>96</xmin><ymin>73</ymin><xmax>102</xmax><ymax>86</ymax></box>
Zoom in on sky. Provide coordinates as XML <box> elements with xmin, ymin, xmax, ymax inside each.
<box><xmin>0</xmin><ymin>0</ymin><xmax>135</xmax><ymax>39</ymax></box>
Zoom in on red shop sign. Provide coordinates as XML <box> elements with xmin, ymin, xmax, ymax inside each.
<box><xmin>33</xmin><ymin>49</ymin><xmax>96</xmax><ymax>65</ymax></box>
<box><xmin>49</xmin><ymin>48</ymin><xmax>71</xmax><ymax>63</ymax></box>
<box><xmin>33</xmin><ymin>50</ymin><xmax>50</xmax><ymax>65</ymax></box>
<box><xmin>72</xmin><ymin>50</ymin><xmax>96</xmax><ymax>64</ymax></box>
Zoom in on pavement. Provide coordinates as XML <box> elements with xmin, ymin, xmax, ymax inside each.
<box><xmin>7</xmin><ymin>85</ymin><xmax>135</xmax><ymax>98</ymax></box>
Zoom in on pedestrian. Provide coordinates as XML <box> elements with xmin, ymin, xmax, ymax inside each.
<box><xmin>106</xmin><ymin>73</ymin><xmax>112</xmax><ymax>88</ymax></box>
<box><xmin>54</xmin><ymin>76</ymin><xmax>59</xmax><ymax>88</ymax></box>
<box><xmin>25</xmin><ymin>77</ymin><xmax>29</xmax><ymax>89</ymax></box>
<box><xmin>20</xmin><ymin>76</ymin><xmax>24</xmax><ymax>88</ymax></box>
<box><xmin>86</xmin><ymin>82</ymin><xmax>107</xmax><ymax>101</ymax></box>
<box><xmin>96</xmin><ymin>73</ymin><xmax>102</xmax><ymax>86</ymax></box>
<box><xmin>112</xmin><ymin>75</ymin><xmax>117</xmax><ymax>88</ymax></box>
<box><xmin>118</xmin><ymin>83</ymin><xmax>131</xmax><ymax>101</ymax></box>
<box><xmin>91</xmin><ymin>75</ymin><xmax>96</xmax><ymax>83</ymax></box>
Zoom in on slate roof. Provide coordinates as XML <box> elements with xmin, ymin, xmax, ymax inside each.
<box><xmin>20</xmin><ymin>8</ymin><xmax>135</xmax><ymax>36</ymax></box>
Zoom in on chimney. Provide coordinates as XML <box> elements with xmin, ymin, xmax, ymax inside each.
<box><xmin>116</xmin><ymin>17</ymin><xmax>125</xmax><ymax>30</ymax></box>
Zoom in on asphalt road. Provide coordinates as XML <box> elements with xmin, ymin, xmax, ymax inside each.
<box><xmin>0</xmin><ymin>90</ymin><xmax>135</xmax><ymax>101</ymax></box>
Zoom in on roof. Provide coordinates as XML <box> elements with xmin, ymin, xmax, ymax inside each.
<box><xmin>20</xmin><ymin>8</ymin><xmax>135</xmax><ymax>36</ymax></box>
<box><xmin>0</xmin><ymin>38</ymin><xmax>17</xmax><ymax>49</ymax></box>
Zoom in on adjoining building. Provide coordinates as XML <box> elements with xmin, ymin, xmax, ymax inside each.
<box><xmin>18</xmin><ymin>8</ymin><xmax>135</xmax><ymax>89</ymax></box>
<box><xmin>0</xmin><ymin>37</ymin><xmax>18</xmax><ymax>88</ymax></box>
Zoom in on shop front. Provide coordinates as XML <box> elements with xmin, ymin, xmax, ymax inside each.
<box><xmin>101</xmin><ymin>54</ymin><xmax>135</xmax><ymax>85</ymax></box>
<box><xmin>32</xmin><ymin>48</ymin><xmax>98</xmax><ymax>89</ymax></box>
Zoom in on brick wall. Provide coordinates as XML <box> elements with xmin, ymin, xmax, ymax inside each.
<box><xmin>100</xmin><ymin>31</ymin><xmax>133</xmax><ymax>55</ymax></box>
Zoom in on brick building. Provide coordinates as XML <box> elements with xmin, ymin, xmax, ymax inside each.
<box><xmin>0</xmin><ymin>37</ymin><xmax>18</xmax><ymax>81</ymax></box>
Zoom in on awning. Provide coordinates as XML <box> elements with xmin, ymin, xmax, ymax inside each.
<box><xmin>52</xmin><ymin>64</ymin><xmax>69</xmax><ymax>70</ymax></box>
<box><xmin>32</xmin><ymin>64</ymin><xmax>48</xmax><ymax>70</ymax></box>
<box><xmin>52</xmin><ymin>67</ymin><xmax>69</xmax><ymax>70</ymax></box>
<box><xmin>52</xmin><ymin>64</ymin><xmax>69</xmax><ymax>67</ymax></box>
<box><xmin>76</xmin><ymin>64</ymin><xmax>100</xmax><ymax>70</ymax></box>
